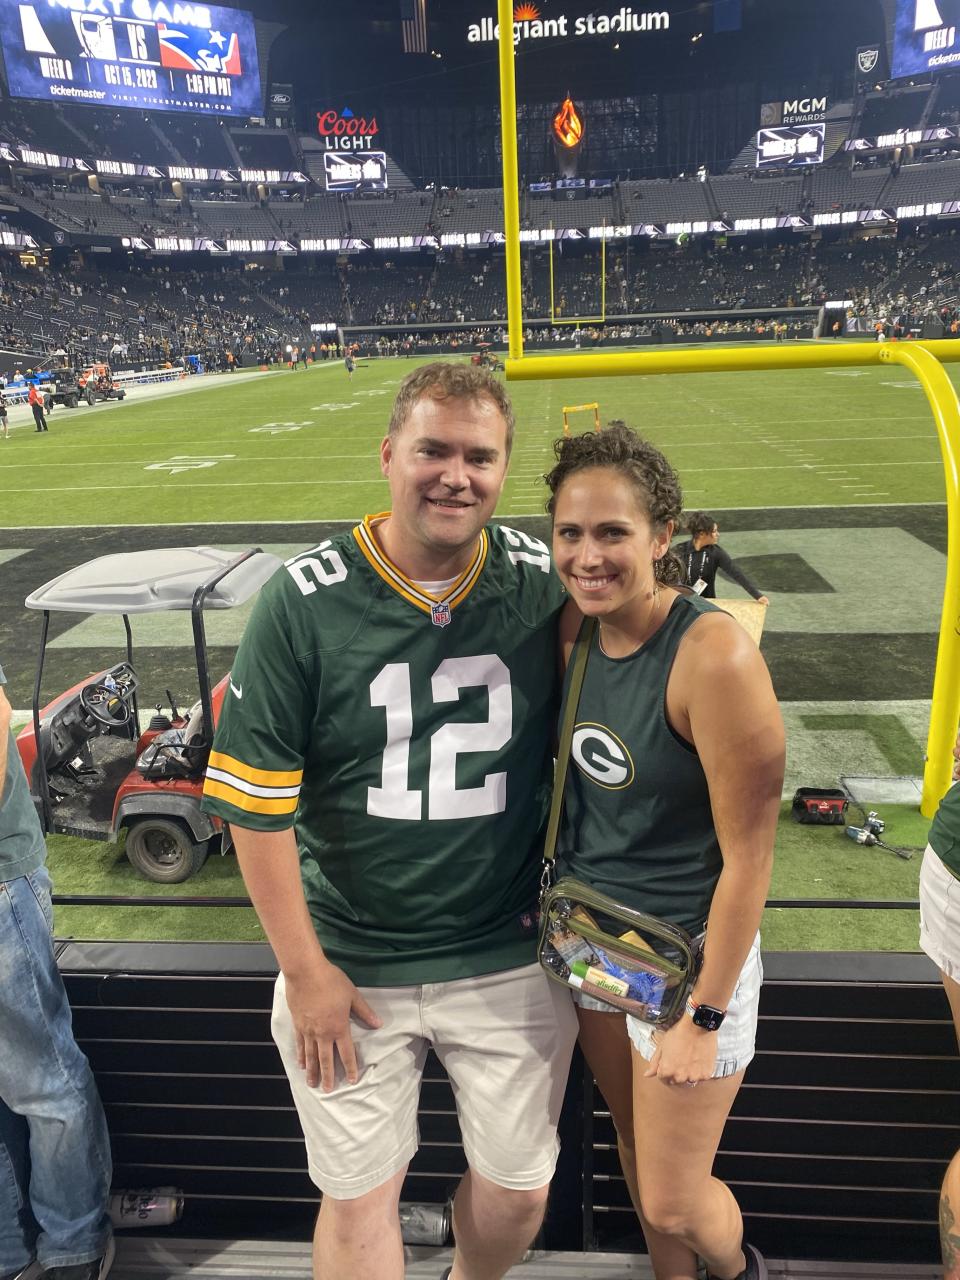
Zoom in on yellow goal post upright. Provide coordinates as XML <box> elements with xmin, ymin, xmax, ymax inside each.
<box><xmin>495</xmin><ymin>0</ymin><xmax>960</xmax><ymax>816</ymax></box>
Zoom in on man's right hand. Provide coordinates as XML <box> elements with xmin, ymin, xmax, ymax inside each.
<box><xmin>284</xmin><ymin>960</ymin><xmax>382</xmax><ymax>1092</ymax></box>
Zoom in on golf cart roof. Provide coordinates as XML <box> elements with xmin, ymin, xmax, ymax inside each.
<box><xmin>25</xmin><ymin>546</ymin><xmax>282</xmax><ymax>614</ymax></box>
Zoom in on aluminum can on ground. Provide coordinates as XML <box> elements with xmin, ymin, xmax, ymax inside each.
<box><xmin>108</xmin><ymin>1188</ymin><xmax>185</xmax><ymax>1228</ymax></box>
<box><xmin>398</xmin><ymin>1200</ymin><xmax>451</xmax><ymax>1246</ymax></box>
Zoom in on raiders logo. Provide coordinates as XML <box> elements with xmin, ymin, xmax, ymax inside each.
<box><xmin>858</xmin><ymin>48</ymin><xmax>879</xmax><ymax>74</ymax></box>
<box><xmin>572</xmin><ymin>723</ymin><xmax>635</xmax><ymax>790</ymax></box>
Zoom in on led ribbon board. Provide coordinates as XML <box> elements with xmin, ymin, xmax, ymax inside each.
<box><xmin>3</xmin><ymin>0</ymin><xmax>263</xmax><ymax>115</ymax></box>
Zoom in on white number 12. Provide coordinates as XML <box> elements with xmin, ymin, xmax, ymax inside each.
<box><xmin>367</xmin><ymin>655</ymin><xmax>512</xmax><ymax>821</ymax></box>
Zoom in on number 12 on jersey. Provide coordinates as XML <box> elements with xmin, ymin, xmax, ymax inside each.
<box><xmin>367</xmin><ymin>655</ymin><xmax>512</xmax><ymax>821</ymax></box>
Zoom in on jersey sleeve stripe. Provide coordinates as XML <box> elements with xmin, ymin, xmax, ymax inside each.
<box><xmin>207</xmin><ymin>750</ymin><xmax>303</xmax><ymax>788</ymax></box>
<box><xmin>203</xmin><ymin>778</ymin><xmax>300</xmax><ymax>816</ymax></box>
<box><xmin>204</xmin><ymin>766</ymin><xmax>301</xmax><ymax>799</ymax></box>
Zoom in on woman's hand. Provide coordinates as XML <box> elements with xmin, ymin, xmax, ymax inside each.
<box><xmin>644</xmin><ymin>1016</ymin><xmax>718</xmax><ymax>1087</ymax></box>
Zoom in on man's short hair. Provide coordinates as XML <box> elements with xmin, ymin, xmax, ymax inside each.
<box><xmin>388</xmin><ymin>362</ymin><xmax>515</xmax><ymax>457</ymax></box>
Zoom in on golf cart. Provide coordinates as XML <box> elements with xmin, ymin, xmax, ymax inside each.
<box><xmin>77</xmin><ymin>363</ymin><xmax>126</xmax><ymax>404</ymax></box>
<box><xmin>42</xmin><ymin>368</ymin><xmax>82</xmax><ymax>410</ymax></box>
<box><xmin>15</xmin><ymin>547</ymin><xmax>281</xmax><ymax>883</ymax></box>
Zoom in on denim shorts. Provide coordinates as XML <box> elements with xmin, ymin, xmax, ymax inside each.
<box><xmin>627</xmin><ymin>933</ymin><xmax>763</xmax><ymax>1078</ymax></box>
<box><xmin>571</xmin><ymin>932</ymin><xmax>763</xmax><ymax>1079</ymax></box>
<box><xmin>919</xmin><ymin>845</ymin><xmax>960</xmax><ymax>980</ymax></box>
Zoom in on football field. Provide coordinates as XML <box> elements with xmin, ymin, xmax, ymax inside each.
<box><xmin>0</xmin><ymin>353</ymin><xmax>949</xmax><ymax>525</ymax></box>
<box><xmin>0</xmin><ymin>348</ymin><xmax>950</xmax><ymax>949</ymax></box>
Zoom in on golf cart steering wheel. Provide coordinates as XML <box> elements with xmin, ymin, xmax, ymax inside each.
<box><xmin>79</xmin><ymin>680</ymin><xmax>132</xmax><ymax>728</ymax></box>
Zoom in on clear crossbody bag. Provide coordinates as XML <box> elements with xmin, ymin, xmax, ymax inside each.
<box><xmin>537</xmin><ymin>619</ymin><xmax>701</xmax><ymax>1027</ymax></box>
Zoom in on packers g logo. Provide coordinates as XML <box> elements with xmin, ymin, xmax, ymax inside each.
<box><xmin>572</xmin><ymin>723</ymin><xmax>635</xmax><ymax>790</ymax></box>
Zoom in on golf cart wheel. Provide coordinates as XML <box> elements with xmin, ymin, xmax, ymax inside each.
<box><xmin>85</xmin><ymin>388</ymin><xmax>95</xmax><ymax>406</ymax></box>
<box><xmin>66</xmin><ymin>394</ymin><xmax>78</xmax><ymax>409</ymax></box>
<box><xmin>117</xmin><ymin>390</ymin><xmax>125</xmax><ymax>399</ymax></box>
<box><xmin>126</xmin><ymin>818</ymin><xmax>209</xmax><ymax>883</ymax></box>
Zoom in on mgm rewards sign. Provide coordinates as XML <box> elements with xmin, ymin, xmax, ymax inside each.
<box><xmin>468</xmin><ymin>4</ymin><xmax>670</xmax><ymax>44</ymax></box>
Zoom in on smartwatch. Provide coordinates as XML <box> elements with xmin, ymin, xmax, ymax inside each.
<box><xmin>685</xmin><ymin>996</ymin><xmax>726</xmax><ymax>1032</ymax></box>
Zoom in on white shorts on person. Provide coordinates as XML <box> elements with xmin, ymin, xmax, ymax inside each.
<box><xmin>627</xmin><ymin>933</ymin><xmax>763</xmax><ymax>1079</ymax></box>
<box><xmin>272</xmin><ymin>962</ymin><xmax>579</xmax><ymax>1199</ymax></box>
<box><xmin>919</xmin><ymin>844</ymin><xmax>960</xmax><ymax>980</ymax></box>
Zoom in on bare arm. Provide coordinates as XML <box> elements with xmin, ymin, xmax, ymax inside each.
<box><xmin>650</xmin><ymin>613</ymin><xmax>784</xmax><ymax>1084</ymax></box>
<box><xmin>232</xmin><ymin>825</ymin><xmax>381</xmax><ymax>1091</ymax></box>
<box><xmin>0</xmin><ymin>687</ymin><xmax>11</xmax><ymax>806</ymax></box>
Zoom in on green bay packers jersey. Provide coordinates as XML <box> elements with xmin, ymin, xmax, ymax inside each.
<box><xmin>202</xmin><ymin>515</ymin><xmax>564</xmax><ymax>986</ymax></box>
<box><xmin>556</xmin><ymin>594</ymin><xmax>723</xmax><ymax>935</ymax></box>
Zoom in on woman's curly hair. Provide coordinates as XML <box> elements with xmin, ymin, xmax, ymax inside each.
<box><xmin>544</xmin><ymin>421</ymin><xmax>685</xmax><ymax>584</ymax></box>
<box><xmin>685</xmin><ymin>510</ymin><xmax>717</xmax><ymax>538</ymax></box>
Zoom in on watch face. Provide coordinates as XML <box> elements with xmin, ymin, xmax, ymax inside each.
<box><xmin>692</xmin><ymin>1004</ymin><xmax>725</xmax><ymax>1032</ymax></box>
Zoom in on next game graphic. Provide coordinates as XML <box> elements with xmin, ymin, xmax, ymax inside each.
<box><xmin>892</xmin><ymin>0</ymin><xmax>960</xmax><ymax>76</ymax></box>
<box><xmin>3</xmin><ymin>0</ymin><xmax>262</xmax><ymax>115</ymax></box>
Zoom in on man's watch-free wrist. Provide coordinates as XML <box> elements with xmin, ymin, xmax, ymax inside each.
<box><xmin>685</xmin><ymin>996</ymin><xmax>726</xmax><ymax>1032</ymax></box>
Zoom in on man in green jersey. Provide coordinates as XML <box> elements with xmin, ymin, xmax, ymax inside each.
<box><xmin>920</xmin><ymin>737</ymin><xmax>960</xmax><ymax>1280</ymax></box>
<box><xmin>202</xmin><ymin>363</ymin><xmax>577</xmax><ymax>1280</ymax></box>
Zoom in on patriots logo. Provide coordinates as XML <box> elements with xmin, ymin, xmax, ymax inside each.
<box><xmin>158</xmin><ymin>24</ymin><xmax>242</xmax><ymax>74</ymax></box>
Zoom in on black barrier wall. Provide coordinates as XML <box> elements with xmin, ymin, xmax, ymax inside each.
<box><xmin>56</xmin><ymin>941</ymin><xmax>958</xmax><ymax>1263</ymax></box>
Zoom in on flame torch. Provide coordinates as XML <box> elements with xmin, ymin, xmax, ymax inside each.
<box><xmin>552</xmin><ymin>94</ymin><xmax>584</xmax><ymax>177</ymax></box>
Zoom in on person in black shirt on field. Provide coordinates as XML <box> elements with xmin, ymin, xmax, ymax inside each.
<box><xmin>674</xmin><ymin>512</ymin><xmax>769</xmax><ymax>606</ymax></box>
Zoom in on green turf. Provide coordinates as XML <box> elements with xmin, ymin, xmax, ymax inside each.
<box><xmin>46</xmin><ymin>804</ymin><xmax>927</xmax><ymax>951</ymax></box>
<box><xmin>45</xmin><ymin>831</ymin><xmax>263</xmax><ymax>942</ymax></box>
<box><xmin>2</xmin><ymin>350</ymin><xmax>950</xmax><ymax>954</ymax></box>
<box><xmin>0</xmin><ymin>356</ymin><xmax>951</xmax><ymax>528</ymax></box>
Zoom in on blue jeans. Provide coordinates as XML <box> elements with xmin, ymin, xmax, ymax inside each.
<box><xmin>0</xmin><ymin>867</ymin><xmax>113</xmax><ymax>1272</ymax></box>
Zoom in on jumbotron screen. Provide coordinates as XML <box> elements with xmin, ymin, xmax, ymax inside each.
<box><xmin>1</xmin><ymin>0</ymin><xmax>262</xmax><ymax>115</ymax></box>
<box><xmin>892</xmin><ymin>0</ymin><xmax>960</xmax><ymax>76</ymax></box>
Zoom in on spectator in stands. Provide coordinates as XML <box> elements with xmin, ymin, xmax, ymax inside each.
<box><xmin>920</xmin><ymin>734</ymin><xmax>960</xmax><ymax>1280</ymax></box>
<box><xmin>545</xmin><ymin>423</ymin><xmax>783</xmax><ymax>1280</ymax></box>
<box><xmin>0</xmin><ymin>666</ymin><xmax>114</xmax><ymax>1280</ymax></box>
<box><xmin>27</xmin><ymin>381</ymin><xmax>47</xmax><ymax>433</ymax></box>
<box><xmin>673</xmin><ymin>513</ymin><xmax>769</xmax><ymax>606</ymax></box>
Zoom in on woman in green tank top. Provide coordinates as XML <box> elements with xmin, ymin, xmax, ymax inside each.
<box><xmin>545</xmin><ymin>424</ymin><xmax>785</xmax><ymax>1280</ymax></box>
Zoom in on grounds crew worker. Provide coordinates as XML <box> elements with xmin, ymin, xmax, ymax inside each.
<box><xmin>28</xmin><ymin>381</ymin><xmax>48</xmax><ymax>433</ymax></box>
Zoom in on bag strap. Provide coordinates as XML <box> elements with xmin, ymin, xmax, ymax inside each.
<box><xmin>542</xmin><ymin>617</ymin><xmax>597</xmax><ymax>870</ymax></box>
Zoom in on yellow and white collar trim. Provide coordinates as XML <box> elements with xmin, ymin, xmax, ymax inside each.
<box><xmin>353</xmin><ymin>512</ymin><xmax>488</xmax><ymax>624</ymax></box>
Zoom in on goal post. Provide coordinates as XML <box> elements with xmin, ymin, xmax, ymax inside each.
<box><xmin>494</xmin><ymin>0</ymin><xmax>960</xmax><ymax>816</ymax></box>
<box><xmin>549</xmin><ymin>228</ymin><xmax>606</xmax><ymax>325</ymax></box>
<box><xmin>561</xmin><ymin>402</ymin><xmax>601</xmax><ymax>436</ymax></box>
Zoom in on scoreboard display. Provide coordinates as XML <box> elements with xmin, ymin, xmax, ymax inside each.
<box><xmin>756</xmin><ymin>124</ymin><xmax>824</xmax><ymax>169</ymax></box>
<box><xmin>892</xmin><ymin>0</ymin><xmax>960</xmax><ymax>76</ymax></box>
<box><xmin>1</xmin><ymin>0</ymin><xmax>262</xmax><ymax>115</ymax></box>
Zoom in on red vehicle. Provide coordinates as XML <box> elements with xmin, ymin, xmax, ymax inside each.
<box><xmin>77</xmin><ymin>363</ymin><xmax>126</xmax><ymax>404</ymax></box>
<box><xmin>16</xmin><ymin>547</ymin><xmax>280</xmax><ymax>882</ymax></box>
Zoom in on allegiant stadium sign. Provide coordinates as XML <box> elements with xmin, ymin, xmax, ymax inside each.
<box><xmin>468</xmin><ymin>5</ymin><xmax>669</xmax><ymax>44</ymax></box>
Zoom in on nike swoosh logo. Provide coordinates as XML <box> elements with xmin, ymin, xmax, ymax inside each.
<box><xmin>230</xmin><ymin>680</ymin><xmax>243</xmax><ymax>699</ymax></box>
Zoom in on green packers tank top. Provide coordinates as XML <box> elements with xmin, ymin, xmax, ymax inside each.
<box><xmin>556</xmin><ymin>592</ymin><xmax>722</xmax><ymax>934</ymax></box>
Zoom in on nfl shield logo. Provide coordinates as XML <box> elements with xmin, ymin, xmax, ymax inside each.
<box><xmin>858</xmin><ymin>48</ymin><xmax>879</xmax><ymax>74</ymax></box>
<box><xmin>431</xmin><ymin>601</ymin><xmax>452</xmax><ymax>628</ymax></box>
